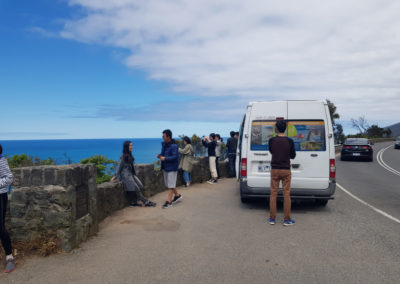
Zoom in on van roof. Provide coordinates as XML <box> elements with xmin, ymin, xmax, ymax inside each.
<box><xmin>248</xmin><ymin>100</ymin><xmax>327</xmax><ymax>107</ymax></box>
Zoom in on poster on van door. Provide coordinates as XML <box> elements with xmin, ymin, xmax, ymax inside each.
<box><xmin>250</xmin><ymin>120</ymin><xmax>325</xmax><ymax>151</ymax></box>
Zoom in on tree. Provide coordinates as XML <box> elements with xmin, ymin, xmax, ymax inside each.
<box><xmin>81</xmin><ymin>155</ymin><xmax>117</xmax><ymax>184</ymax></box>
<box><xmin>351</xmin><ymin>116</ymin><xmax>369</xmax><ymax>134</ymax></box>
<box><xmin>326</xmin><ymin>99</ymin><xmax>340</xmax><ymax>124</ymax></box>
<box><xmin>334</xmin><ymin>124</ymin><xmax>345</xmax><ymax>144</ymax></box>
<box><xmin>7</xmin><ymin>154</ymin><xmax>55</xmax><ymax>168</ymax></box>
<box><xmin>366</xmin><ymin>125</ymin><xmax>385</xmax><ymax>138</ymax></box>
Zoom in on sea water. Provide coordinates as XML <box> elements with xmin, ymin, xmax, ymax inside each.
<box><xmin>0</xmin><ymin>138</ymin><xmax>164</xmax><ymax>164</ymax></box>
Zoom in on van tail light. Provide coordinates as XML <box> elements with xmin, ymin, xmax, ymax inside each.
<box><xmin>329</xmin><ymin>159</ymin><xmax>336</xmax><ymax>179</ymax></box>
<box><xmin>240</xmin><ymin>158</ymin><xmax>247</xmax><ymax>177</ymax></box>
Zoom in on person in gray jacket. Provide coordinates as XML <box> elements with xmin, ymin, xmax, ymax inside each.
<box><xmin>179</xmin><ymin>136</ymin><xmax>194</xmax><ymax>187</ymax></box>
<box><xmin>0</xmin><ymin>144</ymin><xmax>16</xmax><ymax>273</ymax></box>
<box><xmin>111</xmin><ymin>141</ymin><xmax>156</xmax><ymax>207</ymax></box>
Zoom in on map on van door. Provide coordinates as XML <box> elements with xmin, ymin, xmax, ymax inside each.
<box><xmin>250</xmin><ymin>120</ymin><xmax>326</xmax><ymax>151</ymax></box>
<box><xmin>287</xmin><ymin>121</ymin><xmax>326</xmax><ymax>151</ymax></box>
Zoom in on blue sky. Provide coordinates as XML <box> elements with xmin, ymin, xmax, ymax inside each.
<box><xmin>1</xmin><ymin>0</ymin><xmax>399</xmax><ymax>140</ymax></box>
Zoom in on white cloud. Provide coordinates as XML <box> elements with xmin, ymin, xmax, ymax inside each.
<box><xmin>59</xmin><ymin>0</ymin><xmax>400</xmax><ymax>122</ymax></box>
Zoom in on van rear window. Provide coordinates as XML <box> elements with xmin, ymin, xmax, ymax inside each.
<box><xmin>250</xmin><ymin>120</ymin><xmax>326</xmax><ymax>151</ymax></box>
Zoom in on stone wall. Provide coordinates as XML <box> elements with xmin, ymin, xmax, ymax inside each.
<box><xmin>8</xmin><ymin>164</ymin><xmax>98</xmax><ymax>252</ymax></box>
<box><xmin>7</xmin><ymin>157</ymin><xmax>229</xmax><ymax>252</ymax></box>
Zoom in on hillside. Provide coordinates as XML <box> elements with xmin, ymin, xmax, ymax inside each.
<box><xmin>385</xmin><ymin>122</ymin><xmax>400</xmax><ymax>137</ymax></box>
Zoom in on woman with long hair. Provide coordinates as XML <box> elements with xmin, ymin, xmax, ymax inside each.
<box><xmin>179</xmin><ymin>136</ymin><xmax>194</xmax><ymax>187</ymax></box>
<box><xmin>112</xmin><ymin>141</ymin><xmax>156</xmax><ymax>207</ymax></box>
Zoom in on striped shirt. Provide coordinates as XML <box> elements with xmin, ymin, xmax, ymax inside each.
<box><xmin>0</xmin><ymin>156</ymin><xmax>13</xmax><ymax>194</ymax></box>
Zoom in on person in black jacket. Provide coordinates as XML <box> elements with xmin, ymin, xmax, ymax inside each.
<box><xmin>202</xmin><ymin>133</ymin><xmax>218</xmax><ymax>184</ymax></box>
<box><xmin>268</xmin><ymin>120</ymin><xmax>296</xmax><ymax>226</ymax></box>
<box><xmin>226</xmin><ymin>131</ymin><xmax>238</xmax><ymax>177</ymax></box>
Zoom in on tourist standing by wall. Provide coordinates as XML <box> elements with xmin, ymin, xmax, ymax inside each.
<box><xmin>112</xmin><ymin>141</ymin><xmax>156</xmax><ymax>207</ymax></box>
<box><xmin>268</xmin><ymin>120</ymin><xmax>296</xmax><ymax>226</ymax></box>
<box><xmin>202</xmin><ymin>133</ymin><xmax>218</xmax><ymax>184</ymax></box>
<box><xmin>179</xmin><ymin>136</ymin><xmax>194</xmax><ymax>187</ymax></box>
<box><xmin>215</xmin><ymin>134</ymin><xmax>223</xmax><ymax>179</ymax></box>
<box><xmin>0</xmin><ymin>144</ymin><xmax>16</xmax><ymax>273</ymax></box>
<box><xmin>158</xmin><ymin>129</ymin><xmax>182</xmax><ymax>209</ymax></box>
<box><xmin>226</xmin><ymin>131</ymin><xmax>238</xmax><ymax>177</ymax></box>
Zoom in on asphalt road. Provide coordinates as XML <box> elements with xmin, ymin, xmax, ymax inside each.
<box><xmin>337</xmin><ymin>141</ymin><xmax>400</xmax><ymax>220</ymax></box>
<box><xmin>1</xmin><ymin>143</ymin><xmax>399</xmax><ymax>283</ymax></box>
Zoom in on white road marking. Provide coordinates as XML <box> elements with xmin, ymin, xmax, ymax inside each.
<box><xmin>337</xmin><ymin>183</ymin><xmax>400</xmax><ymax>224</ymax></box>
<box><xmin>377</xmin><ymin>145</ymin><xmax>400</xmax><ymax>176</ymax></box>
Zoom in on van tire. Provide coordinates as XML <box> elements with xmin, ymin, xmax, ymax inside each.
<box><xmin>241</xmin><ymin>196</ymin><xmax>250</xmax><ymax>203</ymax></box>
<box><xmin>315</xmin><ymin>199</ymin><xmax>328</xmax><ymax>206</ymax></box>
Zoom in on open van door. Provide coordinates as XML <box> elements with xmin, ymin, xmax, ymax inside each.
<box><xmin>236</xmin><ymin>114</ymin><xmax>246</xmax><ymax>179</ymax></box>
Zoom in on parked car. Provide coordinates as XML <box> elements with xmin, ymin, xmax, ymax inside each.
<box><xmin>340</xmin><ymin>138</ymin><xmax>373</xmax><ymax>161</ymax></box>
<box><xmin>236</xmin><ymin>100</ymin><xmax>336</xmax><ymax>206</ymax></box>
<box><xmin>395</xmin><ymin>137</ymin><xmax>400</xmax><ymax>149</ymax></box>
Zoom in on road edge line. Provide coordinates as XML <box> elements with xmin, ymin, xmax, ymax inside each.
<box><xmin>337</xmin><ymin>183</ymin><xmax>400</xmax><ymax>224</ymax></box>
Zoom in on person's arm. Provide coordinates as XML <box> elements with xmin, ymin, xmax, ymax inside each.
<box><xmin>179</xmin><ymin>145</ymin><xmax>191</xmax><ymax>155</ymax></box>
<box><xmin>164</xmin><ymin>144</ymin><xmax>179</xmax><ymax>162</ymax></box>
<box><xmin>202</xmin><ymin>140</ymin><xmax>209</xmax><ymax>148</ymax></box>
<box><xmin>268</xmin><ymin>138</ymin><xmax>274</xmax><ymax>154</ymax></box>
<box><xmin>289</xmin><ymin>138</ymin><xmax>296</xmax><ymax>159</ymax></box>
<box><xmin>0</xmin><ymin>158</ymin><xmax>13</xmax><ymax>188</ymax></box>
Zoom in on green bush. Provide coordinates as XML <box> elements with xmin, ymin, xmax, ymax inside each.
<box><xmin>81</xmin><ymin>155</ymin><xmax>117</xmax><ymax>184</ymax></box>
<box><xmin>7</xmin><ymin>154</ymin><xmax>55</xmax><ymax>168</ymax></box>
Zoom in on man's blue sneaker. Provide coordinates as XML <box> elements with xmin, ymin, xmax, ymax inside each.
<box><xmin>268</xmin><ymin>218</ymin><xmax>275</xmax><ymax>225</ymax></box>
<box><xmin>283</xmin><ymin>219</ymin><xmax>295</xmax><ymax>226</ymax></box>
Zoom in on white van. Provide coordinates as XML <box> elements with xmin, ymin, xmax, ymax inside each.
<box><xmin>236</xmin><ymin>100</ymin><xmax>336</xmax><ymax>206</ymax></box>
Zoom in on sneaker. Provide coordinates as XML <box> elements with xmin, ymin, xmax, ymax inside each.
<box><xmin>145</xmin><ymin>201</ymin><xmax>157</xmax><ymax>207</ymax></box>
<box><xmin>162</xmin><ymin>201</ymin><xmax>172</xmax><ymax>209</ymax></box>
<box><xmin>268</xmin><ymin>218</ymin><xmax>276</xmax><ymax>225</ymax></box>
<box><xmin>283</xmin><ymin>219</ymin><xmax>295</xmax><ymax>226</ymax></box>
<box><xmin>4</xmin><ymin>258</ymin><xmax>16</xmax><ymax>273</ymax></box>
<box><xmin>172</xmin><ymin>194</ymin><xmax>182</xmax><ymax>204</ymax></box>
<box><xmin>129</xmin><ymin>203</ymin><xmax>142</xmax><ymax>207</ymax></box>
<box><xmin>207</xmin><ymin>179</ymin><xmax>218</xmax><ymax>184</ymax></box>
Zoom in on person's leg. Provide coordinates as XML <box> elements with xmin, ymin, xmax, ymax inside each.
<box><xmin>183</xmin><ymin>171</ymin><xmax>190</xmax><ymax>184</ymax></box>
<box><xmin>126</xmin><ymin>191</ymin><xmax>137</xmax><ymax>204</ymax></box>
<box><xmin>269</xmin><ymin>170</ymin><xmax>280</xmax><ymax>219</ymax></box>
<box><xmin>228</xmin><ymin>154</ymin><xmax>234</xmax><ymax>177</ymax></box>
<box><xmin>135</xmin><ymin>190</ymin><xmax>149</xmax><ymax>205</ymax></box>
<box><xmin>281</xmin><ymin>170</ymin><xmax>292</xmax><ymax>221</ymax></box>
<box><xmin>209</xmin><ymin>156</ymin><xmax>217</xmax><ymax>180</ymax></box>
<box><xmin>0</xmin><ymin>193</ymin><xmax>13</xmax><ymax>261</ymax></box>
<box><xmin>215</xmin><ymin>157</ymin><xmax>220</xmax><ymax>179</ymax></box>
<box><xmin>168</xmin><ymin>189</ymin><xmax>174</xmax><ymax>203</ymax></box>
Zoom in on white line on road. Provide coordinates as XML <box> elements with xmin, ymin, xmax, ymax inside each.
<box><xmin>337</xmin><ymin>183</ymin><xmax>400</xmax><ymax>224</ymax></box>
<box><xmin>377</xmin><ymin>145</ymin><xmax>400</xmax><ymax>176</ymax></box>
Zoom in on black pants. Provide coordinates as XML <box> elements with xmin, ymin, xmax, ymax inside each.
<box><xmin>126</xmin><ymin>191</ymin><xmax>148</xmax><ymax>205</ymax></box>
<box><xmin>0</xmin><ymin>193</ymin><xmax>12</xmax><ymax>255</ymax></box>
<box><xmin>228</xmin><ymin>153</ymin><xmax>236</xmax><ymax>177</ymax></box>
<box><xmin>215</xmin><ymin>157</ymin><xmax>220</xmax><ymax>178</ymax></box>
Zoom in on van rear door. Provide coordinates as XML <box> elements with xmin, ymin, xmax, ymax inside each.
<box><xmin>287</xmin><ymin>101</ymin><xmax>330</xmax><ymax>189</ymax></box>
<box><xmin>247</xmin><ymin>101</ymin><xmax>287</xmax><ymax>188</ymax></box>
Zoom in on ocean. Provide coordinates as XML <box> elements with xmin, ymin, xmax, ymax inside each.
<box><xmin>0</xmin><ymin>138</ymin><xmax>164</xmax><ymax>165</ymax></box>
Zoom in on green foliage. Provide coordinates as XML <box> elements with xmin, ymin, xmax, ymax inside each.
<box><xmin>7</xmin><ymin>154</ymin><xmax>55</xmax><ymax>168</ymax></box>
<box><xmin>366</xmin><ymin>125</ymin><xmax>392</xmax><ymax>138</ymax></box>
<box><xmin>177</xmin><ymin>134</ymin><xmax>207</xmax><ymax>157</ymax></box>
<box><xmin>326</xmin><ymin>99</ymin><xmax>340</xmax><ymax>124</ymax></box>
<box><xmin>81</xmin><ymin>155</ymin><xmax>117</xmax><ymax>184</ymax></box>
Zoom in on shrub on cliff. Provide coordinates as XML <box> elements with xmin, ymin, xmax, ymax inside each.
<box><xmin>7</xmin><ymin>154</ymin><xmax>55</xmax><ymax>168</ymax></box>
<box><xmin>81</xmin><ymin>155</ymin><xmax>116</xmax><ymax>184</ymax></box>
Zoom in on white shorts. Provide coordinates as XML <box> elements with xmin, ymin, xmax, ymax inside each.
<box><xmin>163</xmin><ymin>170</ymin><xmax>177</xmax><ymax>189</ymax></box>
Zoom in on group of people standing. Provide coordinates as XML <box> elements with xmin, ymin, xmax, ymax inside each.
<box><xmin>113</xmin><ymin>129</ymin><xmax>239</xmax><ymax>209</ymax></box>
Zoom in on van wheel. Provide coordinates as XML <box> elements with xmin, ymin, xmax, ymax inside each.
<box><xmin>315</xmin><ymin>199</ymin><xmax>328</xmax><ymax>206</ymax></box>
<box><xmin>241</xmin><ymin>196</ymin><xmax>250</xmax><ymax>203</ymax></box>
